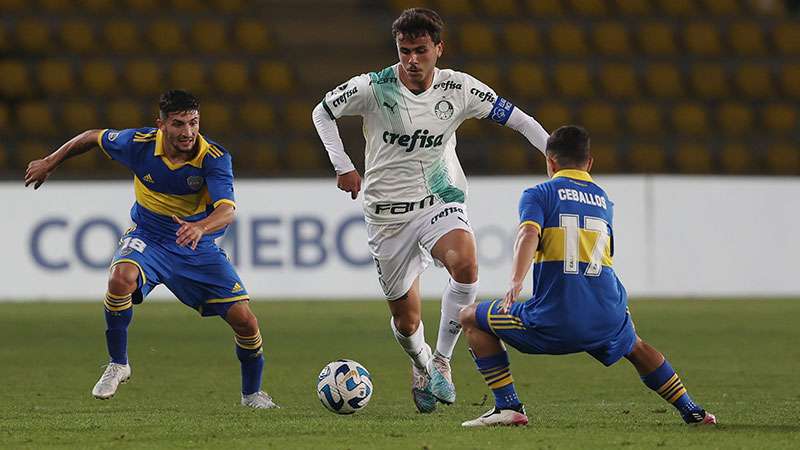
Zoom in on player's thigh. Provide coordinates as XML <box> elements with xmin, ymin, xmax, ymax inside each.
<box><xmin>110</xmin><ymin>228</ymin><xmax>169</xmax><ymax>302</ymax></box>
<box><xmin>367</xmin><ymin>222</ymin><xmax>430</xmax><ymax>301</ymax></box>
<box><xmin>474</xmin><ymin>299</ymin><xmax>547</xmax><ymax>355</ymax></box>
<box><xmin>165</xmin><ymin>247</ymin><xmax>249</xmax><ymax>317</ymax></box>
<box><xmin>586</xmin><ymin>314</ymin><xmax>638</xmax><ymax>367</ymax></box>
<box><xmin>419</xmin><ymin>203</ymin><xmax>476</xmax><ymax>270</ymax></box>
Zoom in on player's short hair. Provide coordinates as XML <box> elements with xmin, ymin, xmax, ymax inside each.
<box><xmin>546</xmin><ymin>125</ymin><xmax>591</xmax><ymax>167</ymax></box>
<box><xmin>159</xmin><ymin>90</ymin><xmax>199</xmax><ymax>119</ymax></box>
<box><xmin>392</xmin><ymin>8</ymin><xmax>444</xmax><ymax>44</ymax></box>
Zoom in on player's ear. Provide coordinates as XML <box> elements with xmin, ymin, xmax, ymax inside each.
<box><xmin>155</xmin><ymin>116</ymin><xmax>164</xmax><ymax>130</ymax></box>
<box><xmin>436</xmin><ymin>40</ymin><xmax>443</xmax><ymax>57</ymax></box>
<box><xmin>586</xmin><ymin>156</ymin><xmax>594</xmax><ymax>173</ymax></box>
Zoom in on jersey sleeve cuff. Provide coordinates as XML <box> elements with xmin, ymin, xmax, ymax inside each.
<box><xmin>96</xmin><ymin>129</ymin><xmax>112</xmax><ymax>159</ymax></box>
<box><xmin>520</xmin><ymin>220</ymin><xmax>541</xmax><ymax>235</ymax></box>
<box><xmin>213</xmin><ymin>199</ymin><xmax>236</xmax><ymax>209</ymax></box>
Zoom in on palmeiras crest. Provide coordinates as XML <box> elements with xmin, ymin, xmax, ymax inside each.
<box><xmin>434</xmin><ymin>99</ymin><xmax>454</xmax><ymax>120</ymax></box>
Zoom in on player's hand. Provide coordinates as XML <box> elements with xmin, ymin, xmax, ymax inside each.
<box><xmin>24</xmin><ymin>158</ymin><xmax>56</xmax><ymax>190</ymax></box>
<box><xmin>336</xmin><ymin>170</ymin><xmax>361</xmax><ymax>200</ymax></box>
<box><xmin>500</xmin><ymin>280</ymin><xmax>524</xmax><ymax>313</ymax></box>
<box><xmin>172</xmin><ymin>215</ymin><xmax>204</xmax><ymax>250</ymax></box>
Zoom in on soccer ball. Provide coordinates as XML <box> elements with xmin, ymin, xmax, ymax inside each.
<box><xmin>317</xmin><ymin>359</ymin><xmax>373</xmax><ymax>414</ymax></box>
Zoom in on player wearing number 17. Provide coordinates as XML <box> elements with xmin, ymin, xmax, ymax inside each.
<box><xmin>459</xmin><ymin>126</ymin><xmax>716</xmax><ymax>427</ymax></box>
<box><xmin>23</xmin><ymin>90</ymin><xmax>278</xmax><ymax>409</ymax></box>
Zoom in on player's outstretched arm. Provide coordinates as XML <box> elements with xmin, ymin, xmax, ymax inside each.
<box><xmin>500</xmin><ymin>223</ymin><xmax>540</xmax><ymax>312</ymax></box>
<box><xmin>172</xmin><ymin>203</ymin><xmax>235</xmax><ymax>250</ymax></box>
<box><xmin>311</xmin><ymin>103</ymin><xmax>361</xmax><ymax>200</ymax></box>
<box><xmin>502</xmin><ymin>107</ymin><xmax>549</xmax><ymax>156</ymax></box>
<box><xmin>24</xmin><ymin>129</ymin><xmax>103</xmax><ymax>189</ymax></box>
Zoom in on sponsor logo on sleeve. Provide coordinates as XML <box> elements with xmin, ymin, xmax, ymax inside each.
<box><xmin>469</xmin><ymin>87</ymin><xmax>496</xmax><ymax>104</ymax></box>
<box><xmin>108</xmin><ymin>131</ymin><xmax>120</xmax><ymax>141</ymax></box>
<box><xmin>331</xmin><ymin>86</ymin><xmax>359</xmax><ymax>108</ymax></box>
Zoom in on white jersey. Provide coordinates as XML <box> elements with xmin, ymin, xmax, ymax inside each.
<box><xmin>322</xmin><ymin>64</ymin><xmax>514</xmax><ymax>224</ymax></box>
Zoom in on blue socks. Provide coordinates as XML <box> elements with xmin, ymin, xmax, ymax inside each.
<box><xmin>235</xmin><ymin>331</ymin><xmax>264</xmax><ymax>395</ymax></box>
<box><xmin>104</xmin><ymin>292</ymin><xmax>133</xmax><ymax>365</ymax></box>
<box><xmin>473</xmin><ymin>350</ymin><xmax>521</xmax><ymax>410</ymax></box>
<box><xmin>641</xmin><ymin>360</ymin><xmax>702</xmax><ymax>422</ymax></box>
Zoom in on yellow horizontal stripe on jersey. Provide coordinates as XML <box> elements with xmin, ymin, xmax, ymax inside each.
<box><xmin>134</xmin><ymin>176</ymin><xmax>210</xmax><ymax>217</ymax></box>
<box><xmin>534</xmin><ymin>227</ymin><xmax>613</xmax><ymax>266</ymax></box>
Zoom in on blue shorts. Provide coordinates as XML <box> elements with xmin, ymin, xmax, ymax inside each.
<box><xmin>110</xmin><ymin>227</ymin><xmax>248</xmax><ymax>317</ymax></box>
<box><xmin>475</xmin><ymin>299</ymin><xmax>637</xmax><ymax>366</ymax></box>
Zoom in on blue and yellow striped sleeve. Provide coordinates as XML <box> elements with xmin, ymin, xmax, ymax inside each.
<box><xmin>97</xmin><ymin>128</ymin><xmax>150</xmax><ymax>168</ymax></box>
<box><xmin>204</xmin><ymin>148</ymin><xmax>236</xmax><ymax>210</ymax></box>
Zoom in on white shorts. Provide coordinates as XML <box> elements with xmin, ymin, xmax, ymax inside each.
<box><xmin>366</xmin><ymin>202</ymin><xmax>473</xmax><ymax>300</ymax></box>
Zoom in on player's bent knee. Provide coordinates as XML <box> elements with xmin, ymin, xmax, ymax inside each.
<box><xmin>393</xmin><ymin>314</ymin><xmax>420</xmax><ymax>336</ymax></box>
<box><xmin>451</xmin><ymin>259</ymin><xmax>478</xmax><ymax>284</ymax></box>
<box><xmin>107</xmin><ymin>264</ymin><xmax>139</xmax><ymax>295</ymax></box>
<box><xmin>459</xmin><ymin>304</ymin><xmax>478</xmax><ymax>329</ymax></box>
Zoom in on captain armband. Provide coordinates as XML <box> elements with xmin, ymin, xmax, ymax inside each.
<box><xmin>488</xmin><ymin>97</ymin><xmax>515</xmax><ymax>126</ymax></box>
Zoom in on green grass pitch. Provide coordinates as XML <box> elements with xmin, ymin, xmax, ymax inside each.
<box><xmin>1</xmin><ymin>299</ymin><xmax>799</xmax><ymax>449</ymax></box>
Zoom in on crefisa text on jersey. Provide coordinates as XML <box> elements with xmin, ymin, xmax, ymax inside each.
<box><xmin>557</xmin><ymin>188</ymin><xmax>608</xmax><ymax>209</ymax></box>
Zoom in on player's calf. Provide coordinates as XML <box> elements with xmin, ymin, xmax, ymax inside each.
<box><xmin>627</xmin><ymin>338</ymin><xmax>717</xmax><ymax>425</ymax></box>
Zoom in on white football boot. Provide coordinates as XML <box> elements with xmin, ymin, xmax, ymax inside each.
<box><xmin>412</xmin><ymin>364</ymin><xmax>437</xmax><ymax>413</ymax></box>
<box><xmin>461</xmin><ymin>405</ymin><xmax>529</xmax><ymax>427</ymax></box>
<box><xmin>428</xmin><ymin>351</ymin><xmax>456</xmax><ymax>404</ymax></box>
<box><xmin>241</xmin><ymin>391</ymin><xmax>280</xmax><ymax>409</ymax></box>
<box><xmin>92</xmin><ymin>362</ymin><xmax>131</xmax><ymax>399</ymax></box>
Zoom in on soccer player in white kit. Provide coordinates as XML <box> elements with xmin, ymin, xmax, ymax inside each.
<box><xmin>312</xmin><ymin>8</ymin><xmax>549</xmax><ymax>413</ymax></box>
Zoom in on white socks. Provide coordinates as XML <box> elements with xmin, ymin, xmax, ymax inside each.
<box><xmin>390</xmin><ymin>317</ymin><xmax>432</xmax><ymax>370</ymax></box>
<box><xmin>436</xmin><ymin>279</ymin><xmax>479</xmax><ymax>359</ymax></box>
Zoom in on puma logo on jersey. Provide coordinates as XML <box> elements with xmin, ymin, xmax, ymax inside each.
<box><xmin>143</xmin><ymin>174</ymin><xmax>155</xmax><ymax>183</ymax></box>
<box><xmin>382</xmin><ymin>129</ymin><xmax>444</xmax><ymax>152</ymax></box>
<box><xmin>383</xmin><ymin>101</ymin><xmax>398</xmax><ymax>113</ymax></box>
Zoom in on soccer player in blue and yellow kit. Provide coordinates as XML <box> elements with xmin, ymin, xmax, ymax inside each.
<box><xmin>459</xmin><ymin>126</ymin><xmax>716</xmax><ymax>427</ymax></box>
<box><xmin>24</xmin><ymin>90</ymin><xmax>278</xmax><ymax>409</ymax></box>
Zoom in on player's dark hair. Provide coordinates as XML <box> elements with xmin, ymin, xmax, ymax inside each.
<box><xmin>158</xmin><ymin>89</ymin><xmax>199</xmax><ymax>119</ymax></box>
<box><xmin>546</xmin><ymin>125</ymin><xmax>591</xmax><ymax>167</ymax></box>
<box><xmin>392</xmin><ymin>8</ymin><xmax>444</xmax><ymax>44</ymax></box>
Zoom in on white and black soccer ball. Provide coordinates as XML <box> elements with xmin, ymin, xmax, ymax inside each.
<box><xmin>317</xmin><ymin>359</ymin><xmax>373</xmax><ymax>414</ymax></box>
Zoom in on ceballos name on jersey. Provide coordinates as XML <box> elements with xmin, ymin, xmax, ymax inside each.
<box><xmin>382</xmin><ymin>129</ymin><xmax>444</xmax><ymax>152</ymax></box>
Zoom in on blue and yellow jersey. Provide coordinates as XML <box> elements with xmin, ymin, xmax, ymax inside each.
<box><xmin>517</xmin><ymin>169</ymin><xmax>628</xmax><ymax>344</ymax></box>
<box><xmin>97</xmin><ymin>127</ymin><xmax>235</xmax><ymax>247</ymax></box>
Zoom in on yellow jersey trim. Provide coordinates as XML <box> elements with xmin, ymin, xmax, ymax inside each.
<box><xmin>213</xmin><ymin>199</ymin><xmax>236</xmax><ymax>209</ymax></box>
<box><xmin>552</xmin><ymin>169</ymin><xmax>594</xmax><ymax>183</ymax></box>
<box><xmin>154</xmin><ymin>130</ymin><xmax>212</xmax><ymax>170</ymax></box>
<box><xmin>206</xmin><ymin>294</ymin><xmax>249</xmax><ymax>304</ymax></box>
<box><xmin>110</xmin><ymin>258</ymin><xmax>147</xmax><ymax>286</ymax></box>
<box><xmin>97</xmin><ymin>129</ymin><xmax>112</xmax><ymax>159</ymax></box>
<box><xmin>519</xmin><ymin>220</ymin><xmax>542</xmax><ymax>235</ymax></box>
<box><xmin>134</xmin><ymin>176</ymin><xmax>210</xmax><ymax>218</ymax></box>
<box><xmin>534</xmin><ymin>227</ymin><xmax>613</xmax><ymax>266</ymax></box>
